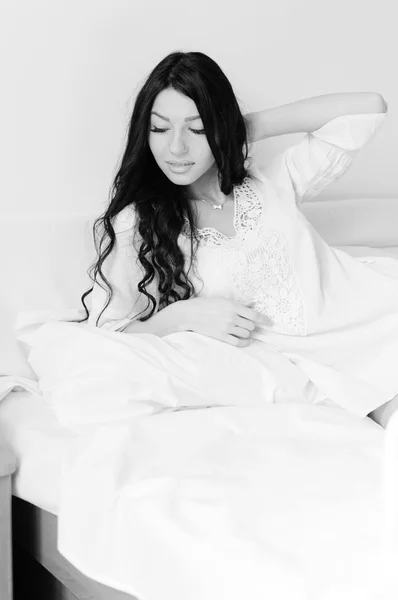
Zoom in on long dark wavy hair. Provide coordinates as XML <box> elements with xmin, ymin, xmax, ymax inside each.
<box><xmin>74</xmin><ymin>50</ymin><xmax>252</xmax><ymax>327</ymax></box>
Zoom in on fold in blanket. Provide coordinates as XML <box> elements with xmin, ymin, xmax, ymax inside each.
<box><xmin>3</xmin><ymin>311</ymin><xmax>398</xmax><ymax>599</ymax></box>
<box><xmin>10</xmin><ymin>313</ymin><xmax>331</xmax><ymax>432</ymax></box>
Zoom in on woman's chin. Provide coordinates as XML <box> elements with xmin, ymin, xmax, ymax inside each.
<box><xmin>166</xmin><ymin>171</ymin><xmax>199</xmax><ymax>185</ymax></box>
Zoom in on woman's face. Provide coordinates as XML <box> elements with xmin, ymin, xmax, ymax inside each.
<box><xmin>148</xmin><ymin>88</ymin><xmax>216</xmax><ymax>186</ymax></box>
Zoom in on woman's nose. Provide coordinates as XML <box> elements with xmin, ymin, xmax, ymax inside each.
<box><xmin>169</xmin><ymin>133</ymin><xmax>188</xmax><ymax>155</ymax></box>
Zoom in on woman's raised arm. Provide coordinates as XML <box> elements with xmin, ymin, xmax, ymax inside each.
<box><xmin>245</xmin><ymin>92</ymin><xmax>387</xmax><ymax>143</ymax></box>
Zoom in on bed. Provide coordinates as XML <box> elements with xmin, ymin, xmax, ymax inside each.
<box><xmin>0</xmin><ymin>391</ymin><xmax>134</xmax><ymax>600</ymax></box>
<box><xmin>1</xmin><ymin>198</ymin><xmax>398</xmax><ymax>599</ymax></box>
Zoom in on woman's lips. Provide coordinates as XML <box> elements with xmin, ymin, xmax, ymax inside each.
<box><xmin>167</xmin><ymin>162</ymin><xmax>194</xmax><ymax>173</ymax></box>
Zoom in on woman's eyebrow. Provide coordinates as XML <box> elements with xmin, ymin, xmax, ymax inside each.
<box><xmin>151</xmin><ymin>111</ymin><xmax>201</xmax><ymax>122</ymax></box>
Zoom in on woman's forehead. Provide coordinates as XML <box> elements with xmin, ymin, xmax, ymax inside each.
<box><xmin>151</xmin><ymin>89</ymin><xmax>202</xmax><ymax>122</ymax></box>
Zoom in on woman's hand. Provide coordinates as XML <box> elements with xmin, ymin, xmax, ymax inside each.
<box><xmin>174</xmin><ymin>297</ymin><xmax>269</xmax><ymax>347</ymax></box>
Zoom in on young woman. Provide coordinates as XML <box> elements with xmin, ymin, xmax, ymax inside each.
<box><xmin>75</xmin><ymin>50</ymin><xmax>396</xmax><ymax>427</ymax></box>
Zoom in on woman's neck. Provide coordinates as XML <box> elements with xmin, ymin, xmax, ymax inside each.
<box><xmin>187</xmin><ymin>166</ymin><xmax>229</xmax><ymax>205</ymax></box>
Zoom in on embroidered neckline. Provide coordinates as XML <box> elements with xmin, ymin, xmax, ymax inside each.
<box><xmin>181</xmin><ymin>177</ymin><xmax>263</xmax><ymax>248</ymax></box>
<box><xmin>192</xmin><ymin>183</ymin><xmax>239</xmax><ymax>240</ymax></box>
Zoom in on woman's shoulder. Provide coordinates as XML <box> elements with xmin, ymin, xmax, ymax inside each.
<box><xmin>112</xmin><ymin>204</ymin><xmax>137</xmax><ymax>234</ymax></box>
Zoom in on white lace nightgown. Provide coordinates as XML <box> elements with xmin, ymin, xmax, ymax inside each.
<box><xmin>88</xmin><ymin>110</ymin><xmax>398</xmax><ymax>418</ymax></box>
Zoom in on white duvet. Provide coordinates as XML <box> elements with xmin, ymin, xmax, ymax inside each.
<box><xmin>2</xmin><ymin>314</ymin><xmax>398</xmax><ymax>599</ymax></box>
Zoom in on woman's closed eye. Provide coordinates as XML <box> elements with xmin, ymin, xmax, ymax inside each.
<box><xmin>150</xmin><ymin>126</ymin><xmax>206</xmax><ymax>135</ymax></box>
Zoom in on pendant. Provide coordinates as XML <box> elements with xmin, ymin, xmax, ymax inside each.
<box><xmin>200</xmin><ymin>198</ymin><xmax>224</xmax><ymax>210</ymax></box>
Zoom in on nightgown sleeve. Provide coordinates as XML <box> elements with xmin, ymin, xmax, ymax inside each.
<box><xmin>87</xmin><ymin>205</ymin><xmax>157</xmax><ymax>332</ymax></box>
<box><xmin>250</xmin><ymin>111</ymin><xmax>387</xmax><ymax>204</ymax></box>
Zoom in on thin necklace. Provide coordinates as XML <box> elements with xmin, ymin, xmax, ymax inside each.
<box><xmin>200</xmin><ymin>198</ymin><xmax>226</xmax><ymax>210</ymax></box>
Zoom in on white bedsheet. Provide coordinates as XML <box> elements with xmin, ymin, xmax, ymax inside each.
<box><xmin>1</xmin><ymin>390</ymin><xmax>397</xmax><ymax>599</ymax></box>
<box><xmin>2</xmin><ymin>318</ymin><xmax>398</xmax><ymax>599</ymax></box>
<box><xmin>0</xmin><ymin>389</ymin><xmax>77</xmax><ymax>515</ymax></box>
<box><xmin>2</xmin><ymin>244</ymin><xmax>398</xmax><ymax>599</ymax></box>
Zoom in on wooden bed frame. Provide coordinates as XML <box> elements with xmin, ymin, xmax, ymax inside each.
<box><xmin>12</xmin><ymin>496</ymin><xmax>138</xmax><ymax>600</ymax></box>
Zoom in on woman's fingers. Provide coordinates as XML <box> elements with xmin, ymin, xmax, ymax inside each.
<box><xmin>235</xmin><ymin>316</ymin><xmax>256</xmax><ymax>332</ymax></box>
<box><xmin>227</xmin><ymin>334</ymin><xmax>252</xmax><ymax>347</ymax></box>
<box><xmin>230</xmin><ymin>325</ymin><xmax>251</xmax><ymax>339</ymax></box>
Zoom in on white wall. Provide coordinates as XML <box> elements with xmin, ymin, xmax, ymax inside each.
<box><xmin>3</xmin><ymin>0</ymin><xmax>396</xmax><ymax>216</ymax></box>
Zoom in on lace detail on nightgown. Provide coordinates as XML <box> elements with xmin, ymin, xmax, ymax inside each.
<box><xmin>228</xmin><ymin>223</ymin><xmax>307</xmax><ymax>335</ymax></box>
<box><xmin>181</xmin><ymin>177</ymin><xmax>307</xmax><ymax>335</ymax></box>
<box><xmin>181</xmin><ymin>178</ymin><xmax>262</xmax><ymax>249</ymax></box>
